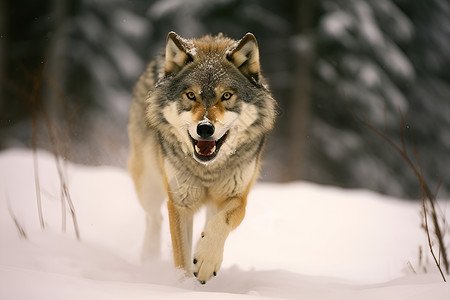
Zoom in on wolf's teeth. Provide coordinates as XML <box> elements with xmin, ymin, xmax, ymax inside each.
<box><xmin>210</xmin><ymin>145</ymin><xmax>216</xmax><ymax>154</ymax></box>
<box><xmin>195</xmin><ymin>144</ymin><xmax>216</xmax><ymax>155</ymax></box>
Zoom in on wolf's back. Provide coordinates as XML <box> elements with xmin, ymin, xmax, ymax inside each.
<box><xmin>133</xmin><ymin>61</ymin><xmax>158</xmax><ymax>104</ymax></box>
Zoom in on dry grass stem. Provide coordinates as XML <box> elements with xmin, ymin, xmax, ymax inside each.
<box><xmin>350</xmin><ymin>105</ymin><xmax>448</xmax><ymax>282</ymax></box>
<box><xmin>6</xmin><ymin>195</ymin><xmax>27</xmax><ymax>239</ymax></box>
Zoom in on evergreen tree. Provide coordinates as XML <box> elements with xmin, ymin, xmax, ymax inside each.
<box><xmin>396</xmin><ymin>0</ymin><xmax>450</xmax><ymax>198</ymax></box>
<box><xmin>307</xmin><ymin>0</ymin><xmax>417</xmax><ymax>196</ymax></box>
<box><xmin>2</xmin><ymin>0</ymin><xmax>450</xmax><ymax>198</ymax></box>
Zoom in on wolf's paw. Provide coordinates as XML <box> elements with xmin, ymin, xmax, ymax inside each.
<box><xmin>192</xmin><ymin>232</ymin><xmax>224</xmax><ymax>284</ymax></box>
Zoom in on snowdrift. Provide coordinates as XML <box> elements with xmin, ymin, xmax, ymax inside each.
<box><xmin>1</xmin><ymin>149</ymin><xmax>449</xmax><ymax>299</ymax></box>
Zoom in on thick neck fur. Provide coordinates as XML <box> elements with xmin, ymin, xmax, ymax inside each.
<box><xmin>157</xmin><ymin>130</ymin><xmax>265</xmax><ymax>183</ymax></box>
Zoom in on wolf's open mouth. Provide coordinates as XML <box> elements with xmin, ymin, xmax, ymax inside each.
<box><xmin>190</xmin><ymin>131</ymin><xmax>229</xmax><ymax>162</ymax></box>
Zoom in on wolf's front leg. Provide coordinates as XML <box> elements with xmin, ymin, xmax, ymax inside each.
<box><xmin>193</xmin><ymin>196</ymin><xmax>246</xmax><ymax>284</ymax></box>
<box><xmin>167</xmin><ymin>199</ymin><xmax>194</xmax><ymax>275</ymax></box>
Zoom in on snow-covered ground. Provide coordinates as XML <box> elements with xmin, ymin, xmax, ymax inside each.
<box><xmin>0</xmin><ymin>149</ymin><xmax>449</xmax><ymax>299</ymax></box>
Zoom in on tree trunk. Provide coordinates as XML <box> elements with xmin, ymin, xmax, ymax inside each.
<box><xmin>44</xmin><ymin>0</ymin><xmax>70</xmax><ymax>156</ymax></box>
<box><xmin>0</xmin><ymin>1</ymin><xmax>6</xmax><ymax>115</ymax></box>
<box><xmin>284</xmin><ymin>0</ymin><xmax>314</xmax><ymax>181</ymax></box>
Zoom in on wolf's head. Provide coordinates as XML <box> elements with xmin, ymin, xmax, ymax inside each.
<box><xmin>147</xmin><ymin>32</ymin><xmax>276</xmax><ymax>166</ymax></box>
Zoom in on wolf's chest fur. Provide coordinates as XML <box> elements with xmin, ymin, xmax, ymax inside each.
<box><xmin>163</xmin><ymin>156</ymin><xmax>257</xmax><ymax>209</ymax></box>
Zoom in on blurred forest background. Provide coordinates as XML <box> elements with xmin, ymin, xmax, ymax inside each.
<box><xmin>1</xmin><ymin>0</ymin><xmax>450</xmax><ymax>199</ymax></box>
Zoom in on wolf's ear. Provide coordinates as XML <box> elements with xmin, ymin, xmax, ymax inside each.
<box><xmin>165</xmin><ymin>32</ymin><xmax>192</xmax><ymax>74</ymax></box>
<box><xmin>228</xmin><ymin>33</ymin><xmax>260</xmax><ymax>81</ymax></box>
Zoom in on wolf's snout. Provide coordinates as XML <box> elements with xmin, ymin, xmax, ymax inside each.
<box><xmin>197</xmin><ymin>122</ymin><xmax>215</xmax><ymax>139</ymax></box>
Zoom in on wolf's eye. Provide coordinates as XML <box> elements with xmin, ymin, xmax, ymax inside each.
<box><xmin>186</xmin><ymin>92</ymin><xmax>196</xmax><ymax>101</ymax></box>
<box><xmin>222</xmin><ymin>92</ymin><xmax>232</xmax><ymax>101</ymax></box>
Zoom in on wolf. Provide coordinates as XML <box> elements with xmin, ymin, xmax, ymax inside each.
<box><xmin>128</xmin><ymin>31</ymin><xmax>276</xmax><ymax>284</ymax></box>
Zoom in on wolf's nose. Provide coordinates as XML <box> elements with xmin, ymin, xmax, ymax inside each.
<box><xmin>197</xmin><ymin>122</ymin><xmax>215</xmax><ymax>138</ymax></box>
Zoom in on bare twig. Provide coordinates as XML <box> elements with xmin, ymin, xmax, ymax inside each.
<box><xmin>42</xmin><ymin>64</ymin><xmax>79</xmax><ymax>239</ymax></box>
<box><xmin>411</xmin><ymin>130</ymin><xmax>449</xmax><ymax>276</ymax></box>
<box><xmin>434</xmin><ymin>180</ymin><xmax>443</xmax><ymax>200</ymax></box>
<box><xmin>32</xmin><ymin>122</ymin><xmax>45</xmax><ymax>229</ymax></box>
<box><xmin>27</xmin><ymin>65</ymin><xmax>45</xmax><ymax>230</ymax></box>
<box><xmin>10</xmin><ymin>60</ymin><xmax>80</xmax><ymax>239</ymax></box>
<box><xmin>418</xmin><ymin>160</ymin><xmax>446</xmax><ymax>281</ymax></box>
<box><xmin>6</xmin><ymin>194</ymin><xmax>27</xmax><ymax>239</ymax></box>
<box><xmin>41</xmin><ymin>109</ymin><xmax>80</xmax><ymax>239</ymax></box>
<box><xmin>61</xmin><ymin>187</ymin><xmax>66</xmax><ymax>233</ymax></box>
<box><xmin>407</xmin><ymin>261</ymin><xmax>417</xmax><ymax>274</ymax></box>
<box><xmin>349</xmin><ymin>104</ymin><xmax>448</xmax><ymax>282</ymax></box>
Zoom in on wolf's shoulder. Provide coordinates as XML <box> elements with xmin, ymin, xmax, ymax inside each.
<box><xmin>132</xmin><ymin>57</ymin><xmax>166</xmax><ymax>103</ymax></box>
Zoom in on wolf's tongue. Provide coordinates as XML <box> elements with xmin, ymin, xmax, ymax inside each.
<box><xmin>196</xmin><ymin>140</ymin><xmax>216</xmax><ymax>156</ymax></box>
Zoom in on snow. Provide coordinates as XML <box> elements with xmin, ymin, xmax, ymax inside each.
<box><xmin>321</xmin><ymin>10</ymin><xmax>352</xmax><ymax>37</ymax></box>
<box><xmin>359</xmin><ymin>62</ymin><xmax>381</xmax><ymax>87</ymax></box>
<box><xmin>1</xmin><ymin>149</ymin><xmax>450</xmax><ymax>299</ymax></box>
<box><xmin>355</xmin><ymin>2</ymin><xmax>383</xmax><ymax>48</ymax></box>
<box><xmin>371</xmin><ymin>0</ymin><xmax>414</xmax><ymax>42</ymax></box>
<box><xmin>112</xmin><ymin>9</ymin><xmax>151</xmax><ymax>39</ymax></box>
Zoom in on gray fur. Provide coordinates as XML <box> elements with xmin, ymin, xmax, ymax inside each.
<box><xmin>128</xmin><ymin>32</ymin><xmax>277</xmax><ymax>283</ymax></box>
